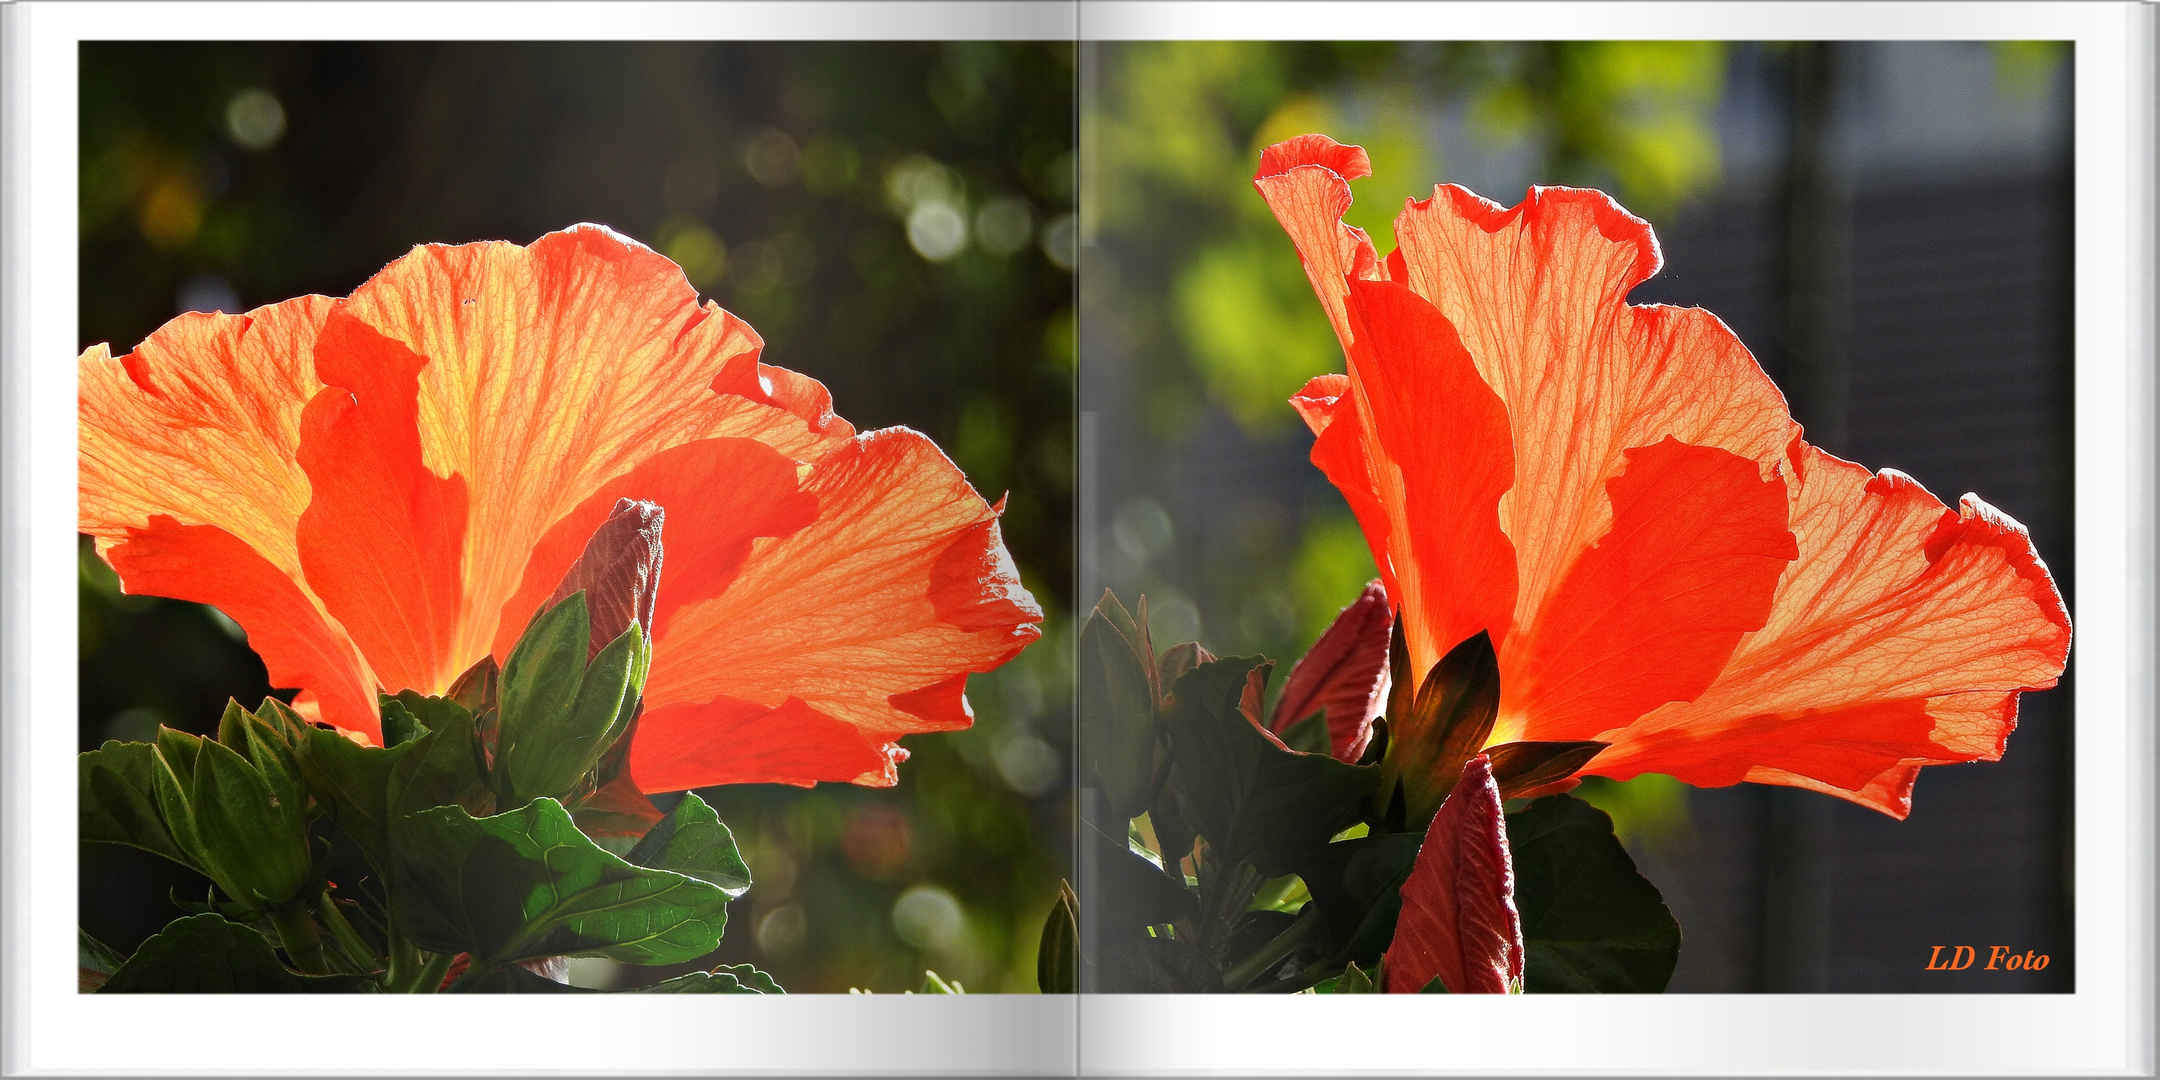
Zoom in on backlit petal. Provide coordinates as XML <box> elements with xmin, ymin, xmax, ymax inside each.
<box><xmin>338</xmin><ymin>224</ymin><xmax>809</xmax><ymax>674</ymax></box>
<box><xmin>1390</xmin><ymin>186</ymin><xmax>1796</xmax><ymax>642</ymax></box>
<box><xmin>1593</xmin><ymin>442</ymin><xmax>2071</xmax><ymax>814</ymax></box>
<box><xmin>642</xmin><ymin>428</ymin><xmax>1042</xmax><ymax>780</ymax></box>
<box><xmin>1253</xmin><ymin>135</ymin><xmax>1386</xmax><ymax>349</ymax></box>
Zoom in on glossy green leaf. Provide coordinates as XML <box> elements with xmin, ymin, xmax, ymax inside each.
<box><xmin>1165</xmin><ymin>657</ymin><xmax>1379</xmax><ymax>874</ymax></box>
<box><xmin>449</xmin><ymin>961</ymin><xmax>781</xmax><ymax>994</ymax></box>
<box><xmin>1506</xmin><ymin>794</ymin><xmax>1680</xmax><ymax>992</ymax></box>
<box><xmin>391</xmin><ymin>797</ymin><xmax>734</xmax><ymax>968</ymax></box>
<box><xmin>623</xmin><ymin>791</ymin><xmax>752</xmax><ymax>895</ymax></box>
<box><xmin>1081</xmin><ymin>592</ymin><xmax>1160</xmax><ymax>820</ymax></box>
<box><xmin>496</xmin><ymin>595</ymin><xmax>647</xmax><ymax>807</ymax></box>
<box><xmin>1036</xmin><ymin>880</ymin><xmax>1078</xmax><ymax>994</ymax></box>
<box><xmin>97</xmin><ymin>913</ymin><xmax>371</xmax><ymax>993</ymax></box>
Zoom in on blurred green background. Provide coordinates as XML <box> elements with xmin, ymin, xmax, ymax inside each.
<box><xmin>1080</xmin><ymin>41</ymin><xmax>2073</xmax><ymax>992</ymax></box>
<box><xmin>78</xmin><ymin>41</ymin><xmax>1073</xmax><ymax>994</ymax></box>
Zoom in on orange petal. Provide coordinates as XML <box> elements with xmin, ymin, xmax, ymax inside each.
<box><xmin>1594</xmin><ymin>442</ymin><xmax>2072</xmax><ymax>814</ymax></box>
<box><xmin>630</xmin><ymin>695</ymin><xmax>899</xmax><ymax>790</ymax></box>
<box><xmin>336</xmin><ymin>224</ymin><xmax>827</xmax><ymax>675</ymax></box>
<box><xmin>296</xmin><ymin>308</ymin><xmax>470</xmax><ymax>697</ymax></box>
<box><xmin>1253</xmin><ymin>134</ymin><xmax>1387</xmax><ymax>350</ymax></box>
<box><xmin>79</xmin><ymin>299</ymin><xmax>331</xmax><ymax>583</ymax></box>
<box><xmin>1505</xmin><ymin>437</ymin><xmax>1796</xmax><ymax>744</ymax></box>
<box><xmin>1340</xmin><ymin>278</ymin><xmax>1519</xmax><ymax>678</ymax></box>
<box><xmin>1389</xmin><ymin>185</ymin><xmax>1797</xmax><ymax>646</ymax></box>
<box><xmin>643</xmin><ymin>428</ymin><xmax>1042</xmax><ymax>761</ymax></box>
<box><xmin>1384</xmin><ymin>754</ymin><xmax>1522</xmax><ymax>993</ymax></box>
<box><xmin>489</xmin><ymin>437</ymin><xmax>818</xmax><ymax>663</ymax></box>
<box><xmin>102</xmin><ymin>517</ymin><xmax>380</xmax><ymax>742</ymax></box>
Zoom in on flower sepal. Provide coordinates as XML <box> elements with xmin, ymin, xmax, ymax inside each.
<box><xmin>492</xmin><ymin>591</ymin><xmax>650</xmax><ymax>810</ymax></box>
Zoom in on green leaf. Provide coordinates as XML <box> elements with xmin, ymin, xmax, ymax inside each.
<box><xmin>1285</xmin><ymin>832</ymin><xmax>1422</xmax><ymax>965</ymax></box>
<box><xmin>623</xmin><ymin>791</ymin><xmax>752</xmax><ymax>894</ymax></box>
<box><xmin>147</xmin><ymin>727</ymin><xmax>313</xmax><ymax>912</ymax></box>
<box><xmin>80</xmin><ymin>740</ymin><xmax>196</xmax><ymax>870</ymax></box>
<box><xmin>1080</xmin><ymin>592</ymin><xmax>1160</xmax><ymax>819</ymax></box>
<box><xmin>1091</xmin><ymin>826</ymin><xmax>1198</xmax><ymax>930</ymax></box>
<box><xmin>97</xmin><ymin>914</ymin><xmax>371</xmax><ymax>993</ymax></box>
<box><xmin>1278</xmin><ymin>710</ymin><xmax>1330</xmax><ymax>755</ymax></box>
<box><xmin>1486</xmin><ymin>740</ymin><xmax>1608</xmax><ymax>800</ymax></box>
<box><xmin>1328</xmin><ymin>959</ymin><xmax>1379</xmax><ymax>993</ymax></box>
<box><xmin>1419</xmin><ymin>975</ymin><xmax>1451</xmax><ymax>993</ymax></box>
<box><xmin>452</xmin><ymin>961</ymin><xmax>783</xmax><ymax>994</ymax></box>
<box><xmin>1165</xmin><ymin>657</ymin><xmax>1379</xmax><ymax>874</ymax></box>
<box><xmin>1506</xmin><ymin>794</ymin><xmax>1680</xmax><ymax>992</ymax></box>
<box><xmin>1036</xmin><ymin>880</ymin><xmax>1077</xmax><ymax>994</ymax></box>
<box><xmin>295</xmin><ymin>726</ymin><xmax>410</xmax><ymax>873</ymax></box>
<box><xmin>297</xmin><ymin>695</ymin><xmax>492</xmax><ymax>875</ymax></box>
<box><xmin>391</xmin><ymin>797</ymin><xmax>735</xmax><ymax>968</ymax></box>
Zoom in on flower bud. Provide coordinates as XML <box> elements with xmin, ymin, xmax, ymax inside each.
<box><xmin>149</xmin><ymin>710</ymin><xmax>315</xmax><ymax>917</ymax></box>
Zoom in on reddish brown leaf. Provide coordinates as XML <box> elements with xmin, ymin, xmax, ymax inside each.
<box><xmin>1270</xmin><ymin>580</ymin><xmax>1393</xmax><ymax>763</ymax></box>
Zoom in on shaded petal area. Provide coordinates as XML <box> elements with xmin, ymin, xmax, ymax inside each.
<box><xmin>1505</xmin><ymin>437</ymin><xmax>1795</xmax><ymax>745</ymax></box>
<box><xmin>631</xmin><ymin>696</ymin><xmax>898</xmax><ymax>790</ymax></box>
<box><xmin>1593</xmin><ymin>443</ymin><xmax>2072</xmax><ymax>816</ymax></box>
<box><xmin>102</xmin><ymin>518</ymin><xmax>380</xmax><ymax>741</ymax></box>
<box><xmin>297</xmin><ymin>308</ymin><xmax>470</xmax><ymax>698</ymax></box>
<box><xmin>642</xmin><ymin>429</ymin><xmax>1042</xmax><ymax>785</ymax></box>
<box><xmin>1338</xmin><ymin>279</ymin><xmax>1520</xmax><ymax>677</ymax></box>
<box><xmin>1384</xmin><ymin>754</ymin><xmax>1522</xmax><ymax>993</ymax></box>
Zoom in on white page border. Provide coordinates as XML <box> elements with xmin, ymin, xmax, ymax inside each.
<box><xmin>1073</xmin><ymin>1</ymin><xmax>2154</xmax><ymax>1075</ymax></box>
<box><xmin>3</xmin><ymin>2</ymin><xmax>1080</xmax><ymax>1076</ymax></box>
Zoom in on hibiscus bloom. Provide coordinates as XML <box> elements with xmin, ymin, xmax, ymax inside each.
<box><xmin>79</xmin><ymin>224</ymin><xmax>1041</xmax><ymax>792</ymax></box>
<box><xmin>1257</xmin><ymin>135</ymin><xmax>2069</xmax><ymax>817</ymax></box>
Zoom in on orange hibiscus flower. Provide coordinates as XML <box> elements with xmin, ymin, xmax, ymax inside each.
<box><xmin>1257</xmin><ymin>135</ymin><xmax>2069</xmax><ymax>817</ymax></box>
<box><xmin>79</xmin><ymin>224</ymin><xmax>1041</xmax><ymax>792</ymax></box>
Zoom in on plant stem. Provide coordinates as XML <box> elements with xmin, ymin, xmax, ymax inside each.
<box><xmin>267</xmin><ymin>901</ymin><xmax>331</xmax><ymax>975</ymax></box>
<box><xmin>1222</xmin><ymin>905</ymin><xmax>1321</xmax><ymax>991</ymax></box>
<box><xmin>315</xmin><ymin>893</ymin><xmax>377</xmax><ymax>973</ymax></box>
<box><xmin>402</xmin><ymin>950</ymin><xmax>456</xmax><ymax>994</ymax></box>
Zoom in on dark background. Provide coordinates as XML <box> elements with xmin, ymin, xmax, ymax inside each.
<box><xmin>79</xmin><ymin>41</ymin><xmax>1075</xmax><ymax>993</ymax></box>
<box><xmin>1079</xmin><ymin>41</ymin><xmax>2073</xmax><ymax>992</ymax></box>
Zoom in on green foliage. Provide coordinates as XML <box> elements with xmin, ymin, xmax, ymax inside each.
<box><xmin>1078</xmin><ymin>589</ymin><xmax>1680</xmax><ymax>995</ymax></box>
<box><xmin>392</xmin><ymin>795</ymin><xmax>745</xmax><ymax>971</ymax></box>
<box><xmin>1035</xmin><ymin>881</ymin><xmax>1078</xmax><ymax>994</ymax></box>
<box><xmin>98</xmin><ymin>914</ymin><xmax>371</xmax><ymax>993</ymax></box>
<box><xmin>1507</xmin><ymin>795</ymin><xmax>1681</xmax><ymax>992</ymax></box>
<box><xmin>495</xmin><ymin>593</ymin><xmax>649</xmax><ymax>808</ymax></box>
<box><xmin>1079</xmin><ymin>591</ymin><xmax>1160</xmax><ymax>819</ymax></box>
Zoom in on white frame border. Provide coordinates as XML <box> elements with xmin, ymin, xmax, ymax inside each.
<box><xmin>3</xmin><ymin>3</ymin><xmax>1082</xmax><ymax>1077</ymax></box>
<box><xmin>1073</xmin><ymin>1</ymin><xmax>2155</xmax><ymax>1076</ymax></box>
